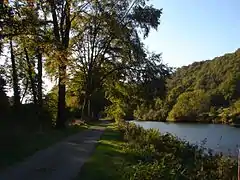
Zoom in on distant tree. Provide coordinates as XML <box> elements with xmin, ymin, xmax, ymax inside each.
<box><xmin>168</xmin><ymin>90</ymin><xmax>210</xmax><ymax>121</ymax></box>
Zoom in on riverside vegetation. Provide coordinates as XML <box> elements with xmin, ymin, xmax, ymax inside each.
<box><xmin>79</xmin><ymin>121</ymin><xmax>237</xmax><ymax>180</ymax></box>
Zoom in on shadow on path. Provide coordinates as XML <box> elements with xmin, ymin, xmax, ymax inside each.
<box><xmin>0</xmin><ymin>125</ymin><xmax>106</xmax><ymax>180</ymax></box>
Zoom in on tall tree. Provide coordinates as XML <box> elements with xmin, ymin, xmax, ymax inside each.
<box><xmin>48</xmin><ymin>0</ymin><xmax>74</xmax><ymax>128</ymax></box>
<box><xmin>24</xmin><ymin>47</ymin><xmax>37</xmax><ymax>105</ymax></box>
<box><xmin>9</xmin><ymin>38</ymin><xmax>21</xmax><ymax>111</ymax></box>
<box><xmin>70</xmin><ymin>0</ymin><xmax>163</xmax><ymax>120</ymax></box>
<box><xmin>37</xmin><ymin>48</ymin><xmax>43</xmax><ymax>110</ymax></box>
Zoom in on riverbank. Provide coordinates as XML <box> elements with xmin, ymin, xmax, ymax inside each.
<box><xmin>78</xmin><ymin>121</ymin><xmax>237</xmax><ymax>180</ymax></box>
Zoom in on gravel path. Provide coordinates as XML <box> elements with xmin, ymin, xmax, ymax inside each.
<box><xmin>0</xmin><ymin>125</ymin><xmax>106</xmax><ymax>180</ymax></box>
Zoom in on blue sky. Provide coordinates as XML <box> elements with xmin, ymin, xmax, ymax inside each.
<box><xmin>144</xmin><ymin>0</ymin><xmax>240</xmax><ymax>67</ymax></box>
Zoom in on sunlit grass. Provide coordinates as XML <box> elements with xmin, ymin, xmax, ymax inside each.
<box><xmin>78</xmin><ymin>124</ymin><xmax>127</xmax><ymax>180</ymax></box>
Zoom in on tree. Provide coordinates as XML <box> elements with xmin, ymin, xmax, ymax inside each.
<box><xmin>9</xmin><ymin>38</ymin><xmax>21</xmax><ymax>111</ymax></box>
<box><xmin>168</xmin><ymin>90</ymin><xmax>210</xmax><ymax>121</ymax></box>
<box><xmin>69</xmin><ymin>0</ymin><xmax>163</xmax><ymax>120</ymax></box>
<box><xmin>47</xmin><ymin>0</ymin><xmax>71</xmax><ymax>128</ymax></box>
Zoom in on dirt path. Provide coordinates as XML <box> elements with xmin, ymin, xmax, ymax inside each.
<box><xmin>0</xmin><ymin>125</ymin><xmax>106</xmax><ymax>180</ymax></box>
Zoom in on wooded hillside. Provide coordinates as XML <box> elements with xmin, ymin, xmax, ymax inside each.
<box><xmin>135</xmin><ymin>49</ymin><xmax>240</xmax><ymax>124</ymax></box>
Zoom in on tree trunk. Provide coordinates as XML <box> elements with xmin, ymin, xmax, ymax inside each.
<box><xmin>36</xmin><ymin>49</ymin><xmax>43</xmax><ymax>109</ymax></box>
<box><xmin>36</xmin><ymin>47</ymin><xmax>44</xmax><ymax>132</ymax></box>
<box><xmin>24</xmin><ymin>47</ymin><xmax>37</xmax><ymax>105</ymax></box>
<box><xmin>88</xmin><ymin>99</ymin><xmax>91</xmax><ymax>118</ymax></box>
<box><xmin>50</xmin><ymin>0</ymin><xmax>71</xmax><ymax>129</ymax></box>
<box><xmin>37</xmin><ymin>49</ymin><xmax>43</xmax><ymax>131</ymax></box>
<box><xmin>81</xmin><ymin>76</ymin><xmax>92</xmax><ymax>120</ymax></box>
<box><xmin>56</xmin><ymin>64</ymin><xmax>66</xmax><ymax>129</ymax></box>
<box><xmin>81</xmin><ymin>92</ymin><xmax>88</xmax><ymax>120</ymax></box>
<box><xmin>10</xmin><ymin>39</ymin><xmax>20</xmax><ymax>111</ymax></box>
<box><xmin>81</xmin><ymin>92</ymin><xmax>95</xmax><ymax>121</ymax></box>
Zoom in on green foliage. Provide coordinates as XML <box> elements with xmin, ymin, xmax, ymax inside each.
<box><xmin>44</xmin><ymin>86</ymin><xmax>81</xmax><ymax>123</ymax></box>
<box><xmin>162</xmin><ymin>49</ymin><xmax>240</xmax><ymax>123</ymax></box>
<box><xmin>133</xmin><ymin>104</ymin><xmax>150</xmax><ymax>120</ymax></box>
<box><xmin>44</xmin><ymin>87</ymin><xmax>58</xmax><ymax>122</ymax></box>
<box><xmin>214</xmin><ymin>100</ymin><xmax>240</xmax><ymax>124</ymax></box>
<box><xmin>105</xmin><ymin>103</ymin><xmax>127</xmax><ymax>122</ymax></box>
<box><xmin>122</xmin><ymin>161</ymin><xmax>169</xmax><ymax>180</ymax></box>
<box><xmin>134</xmin><ymin>98</ymin><xmax>169</xmax><ymax>121</ymax></box>
<box><xmin>168</xmin><ymin>90</ymin><xmax>210</xmax><ymax>121</ymax></box>
<box><xmin>105</xmin><ymin>82</ymin><xmax>138</xmax><ymax>121</ymax></box>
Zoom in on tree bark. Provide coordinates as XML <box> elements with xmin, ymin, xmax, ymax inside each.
<box><xmin>36</xmin><ymin>49</ymin><xmax>43</xmax><ymax>109</ymax></box>
<box><xmin>81</xmin><ymin>74</ymin><xmax>92</xmax><ymax>120</ymax></box>
<box><xmin>10</xmin><ymin>39</ymin><xmax>20</xmax><ymax>111</ymax></box>
<box><xmin>56</xmin><ymin>64</ymin><xmax>67</xmax><ymax>128</ymax></box>
<box><xmin>36</xmin><ymin>49</ymin><xmax>43</xmax><ymax>130</ymax></box>
<box><xmin>24</xmin><ymin>47</ymin><xmax>37</xmax><ymax>105</ymax></box>
<box><xmin>81</xmin><ymin>90</ymin><xmax>88</xmax><ymax>120</ymax></box>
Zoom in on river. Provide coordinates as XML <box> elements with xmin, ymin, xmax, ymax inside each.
<box><xmin>133</xmin><ymin>121</ymin><xmax>240</xmax><ymax>157</ymax></box>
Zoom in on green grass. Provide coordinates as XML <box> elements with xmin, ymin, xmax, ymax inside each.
<box><xmin>0</xmin><ymin>124</ymin><xmax>88</xmax><ymax>170</ymax></box>
<box><xmin>78</xmin><ymin>124</ymin><xmax>127</xmax><ymax>180</ymax></box>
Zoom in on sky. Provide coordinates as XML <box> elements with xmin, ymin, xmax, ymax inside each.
<box><xmin>144</xmin><ymin>0</ymin><xmax>240</xmax><ymax>67</ymax></box>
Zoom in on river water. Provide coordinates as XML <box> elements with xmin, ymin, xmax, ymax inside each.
<box><xmin>133</xmin><ymin>121</ymin><xmax>240</xmax><ymax>157</ymax></box>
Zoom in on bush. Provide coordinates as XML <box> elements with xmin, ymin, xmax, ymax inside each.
<box><xmin>123</xmin><ymin>161</ymin><xmax>177</xmax><ymax>180</ymax></box>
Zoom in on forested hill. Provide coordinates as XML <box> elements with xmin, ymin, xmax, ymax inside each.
<box><xmin>168</xmin><ymin>48</ymin><xmax>240</xmax><ymax>98</ymax></box>
<box><xmin>135</xmin><ymin>48</ymin><xmax>240</xmax><ymax>124</ymax></box>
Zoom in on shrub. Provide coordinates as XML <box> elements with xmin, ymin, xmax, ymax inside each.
<box><xmin>122</xmin><ymin>161</ymin><xmax>179</xmax><ymax>180</ymax></box>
